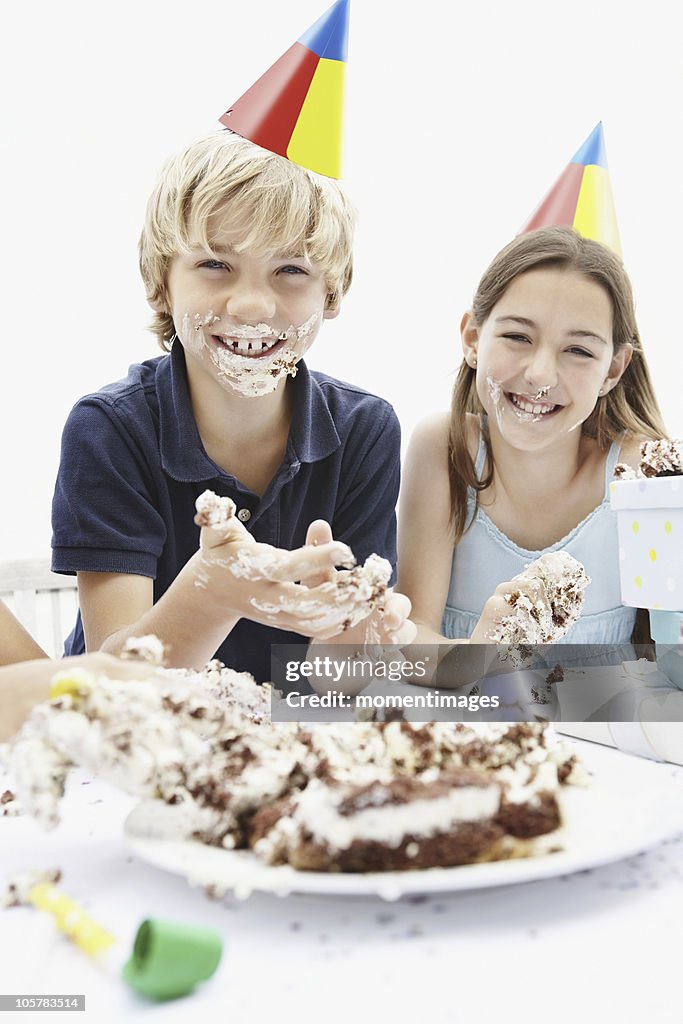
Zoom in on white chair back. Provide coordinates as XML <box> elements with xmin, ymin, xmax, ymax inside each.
<box><xmin>0</xmin><ymin>559</ymin><xmax>78</xmax><ymax>658</ymax></box>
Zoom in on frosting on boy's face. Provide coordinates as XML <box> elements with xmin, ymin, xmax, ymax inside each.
<box><xmin>165</xmin><ymin>215</ymin><xmax>335</xmax><ymax>398</ymax></box>
<box><xmin>464</xmin><ymin>267</ymin><xmax>621</xmax><ymax>451</ymax></box>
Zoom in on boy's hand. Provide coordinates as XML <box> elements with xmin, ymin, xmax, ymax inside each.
<box><xmin>299</xmin><ymin>520</ymin><xmax>337</xmax><ymax>586</ymax></box>
<box><xmin>192</xmin><ymin>493</ymin><xmax>385</xmax><ymax>640</ymax></box>
<box><xmin>301</xmin><ymin>520</ymin><xmax>417</xmax><ymax>647</ymax></box>
<box><xmin>311</xmin><ymin>590</ymin><xmax>417</xmax><ymax>648</ymax></box>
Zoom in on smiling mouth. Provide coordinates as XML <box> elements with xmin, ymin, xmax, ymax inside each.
<box><xmin>505</xmin><ymin>392</ymin><xmax>563</xmax><ymax>418</ymax></box>
<box><xmin>210</xmin><ymin>331</ymin><xmax>289</xmax><ymax>359</ymax></box>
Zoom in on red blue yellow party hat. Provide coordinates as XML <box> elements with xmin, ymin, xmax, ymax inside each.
<box><xmin>520</xmin><ymin>123</ymin><xmax>621</xmax><ymax>255</ymax></box>
<box><xmin>219</xmin><ymin>0</ymin><xmax>349</xmax><ymax>179</ymax></box>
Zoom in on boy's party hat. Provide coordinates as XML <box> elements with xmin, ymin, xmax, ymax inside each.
<box><xmin>219</xmin><ymin>0</ymin><xmax>350</xmax><ymax>179</ymax></box>
<box><xmin>519</xmin><ymin>123</ymin><xmax>621</xmax><ymax>255</ymax></box>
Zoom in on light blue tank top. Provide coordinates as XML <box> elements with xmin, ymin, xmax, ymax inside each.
<box><xmin>442</xmin><ymin>419</ymin><xmax>636</xmax><ymax>646</ymax></box>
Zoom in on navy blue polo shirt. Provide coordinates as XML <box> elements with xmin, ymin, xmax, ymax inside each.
<box><xmin>52</xmin><ymin>342</ymin><xmax>400</xmax><ymax>682</ymax></box>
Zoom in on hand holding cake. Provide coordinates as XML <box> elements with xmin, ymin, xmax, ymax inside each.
<box><xmin>192</xmin><ymin>490</ymin><xmax>398</xmax><ymax>641</ymax></box>
<box><xmin>470</xmin><ymin>552</ymin><xmax>590</xmax><ymax>645</ymax></box>
<box><xmin>300</xmin><ymin>518</ymin><xmax>417</xmax><ymax>652</ymax></box>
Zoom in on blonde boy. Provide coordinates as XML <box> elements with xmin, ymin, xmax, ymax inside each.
<box><xmin>52</xmin><ymin>131</ymin><xmax>409</xmax><ymax>680</ymax></box>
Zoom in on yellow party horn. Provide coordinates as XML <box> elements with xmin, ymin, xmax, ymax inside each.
<box><xmin>7</xmin><ymin>871</ymin><xmax>223</xmax><ymax>1001</ymax></box>
<box><xmin>28</xmin><ymin>882</ymin><xmax>116</xmax><ymax>957</ymax></box>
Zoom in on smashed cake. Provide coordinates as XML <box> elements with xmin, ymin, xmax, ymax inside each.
<box><xmin>613</xmin><ymin>438</ymin><xmax>683</xmax><ymax>481</ymax></box>
<box><xmin>486</xmin><ymin>551</ymin><xmax>591</xmax><ymax>645</ymax></box>
<box><xmin>4</xmin><ymin>659</ymin><xmax>586</xmax><ymax>873</ymax></box>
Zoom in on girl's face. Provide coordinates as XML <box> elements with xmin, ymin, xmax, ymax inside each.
<box><xmin>462</xmin><ymin>266</ymin><xmax>632</xmax><ymax>451</ymax></box>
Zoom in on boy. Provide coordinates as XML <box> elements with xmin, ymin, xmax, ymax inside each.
<box><xmin>52</xmin><ymin>131</ymin><xmax>410</xmax><ymax>680</ymax></box>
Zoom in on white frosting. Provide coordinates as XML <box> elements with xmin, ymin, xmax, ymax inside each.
<box><xmin>287</xmin><ymin>778</ymin><xmax>500</xmax><ymax>850</ymax></box>
<box><xmin>228</xmin><ymin>548</ymin><xmax>292</xmax><ymax>581</ymax></box>
<box><xmin>122</xmin><ymin>634</ymin><xmax>165</xmax><ymax>665</ymax></box>
<box><xmin>194</xmin><ymin>490</ymin><xmax>237</xmax><ymax>529</ymax></box>
<box><xmin>639</xmin><ymin>439</ymin><xmax>682</xmax><ymax>477</ymax></box>
<box><xmin>250</xmin><ymin>553</ymin><xmax>391</xmax><ymax>635</ymax></box>
<box><xmin>179</xmin><ymin>310</ymin><xmax>320</xmax><ymax>399</ymax></box>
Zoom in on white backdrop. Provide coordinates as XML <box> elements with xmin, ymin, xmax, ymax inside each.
<box><xmin>2</xmin><ymin>0</ymin><xmax>681</xmax><ymax>562</ymax></box>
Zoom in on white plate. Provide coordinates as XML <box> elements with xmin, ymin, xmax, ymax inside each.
<box><xmin>125</xmin><ymin>740</ymin><xmax>683</xmax><ymax>900</ymax></box>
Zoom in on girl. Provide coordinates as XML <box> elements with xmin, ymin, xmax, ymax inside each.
<box><xmin>398</xmin><ymin>227</ymin><xmax>666</xmax><ymax>654</ymax></box>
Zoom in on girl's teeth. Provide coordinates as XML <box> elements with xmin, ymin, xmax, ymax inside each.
<box><xmin>510</xmin><ymin>394</ymin><xmax>556</xmax><ymax>415</ymax></box>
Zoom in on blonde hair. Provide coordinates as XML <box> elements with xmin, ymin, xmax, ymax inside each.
<box><xmin>448</xmin><ymin>227</ymin><xmax>668</xmax><ymax>540</ymax></box>
<box><xmin>139</xmin><ymin>130</ymin><xmax>356</xmax><ymax>349</ymax></box>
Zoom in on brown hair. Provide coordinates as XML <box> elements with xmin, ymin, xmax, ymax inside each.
<box><xmin>448</xmin><ymin>227</ymin><xmax>667</xmax><ymax>541</ymax></box>
<box><xmin>139</xmin><ymin>131</ymin><xmax>356</xmax><ymax>350</ymax></box>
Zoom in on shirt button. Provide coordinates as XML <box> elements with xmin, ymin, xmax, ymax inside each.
<box><xmin>237</xmin><ymin>508</ymin><xmax>252</xmax><ymax>523</ymax></box>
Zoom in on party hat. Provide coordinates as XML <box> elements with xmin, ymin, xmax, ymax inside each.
<box><xmin>24</xmin><ymin>877</ymin><xmax>223</xmax><ymax>1002</ymax></box>
<box><xmin>520</xmin><ymin>123</ymin><xmax>621</xmax><ymax>254</ymax></box>
<box><xmin>219</xmin><ymin>0</ymin><xmax>350</xmax><ymax>178</ymax></box>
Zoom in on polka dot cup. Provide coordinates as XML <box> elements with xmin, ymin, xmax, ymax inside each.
<box><xmin>610</xmin><ymin>477</ymin><xmax>682</xmax><ymax>610</ymax></box>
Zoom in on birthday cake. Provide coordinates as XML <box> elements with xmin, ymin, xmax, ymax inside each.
<box><xmin>5</xmin><ymin>661</ymin><xmax>586</xmax><ymax>872</ymax></box>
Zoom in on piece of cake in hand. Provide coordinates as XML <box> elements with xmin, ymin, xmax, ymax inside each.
<box><xmin>193</xmin><ymin>488</ymin><xmax>392</xmax><ymax>638</ymax></box>
<box><xmin>486</xmin><ymin>551</ymin><xmax>591</xmax><ymax>644</ymax></box>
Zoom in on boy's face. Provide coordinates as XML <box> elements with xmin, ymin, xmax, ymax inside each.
<box><xmin>160</xmin><ymin>207</ymin><xmax>337</xmax><ymax>399</ymax></box>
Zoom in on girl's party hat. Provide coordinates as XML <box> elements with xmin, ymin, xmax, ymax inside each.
<box><xmin>219</xmin><ymin>0</ymin><xmax>350</xmax><ymax>179</ymax></box>
<box><xmin>519</xmin><ymin>123</ymin><xmax>621</xmax><ymax>255</ymax></box>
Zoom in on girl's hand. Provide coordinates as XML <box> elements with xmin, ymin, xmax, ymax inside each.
<box><xmin>469</xmin><ymin>578</ymin><xmax>546</xmax><ymax>644</ymax></box>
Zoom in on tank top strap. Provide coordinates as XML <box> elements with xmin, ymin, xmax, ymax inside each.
<box><xmin>474</xmin><ymin>413</ymin><xmax>488</xmax><ymax>479</ymax></box>
<box><xmin>603</xmin><ymin>434</ymin><xmax>626</xmax><ymax>491</ymax></box>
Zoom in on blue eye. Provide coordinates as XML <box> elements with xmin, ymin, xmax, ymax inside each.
<box><xmin>199</xmin><ymin>259</ymin><xmax>228</xmax><ymax>270</ymax></box>
<box><xmin>279</xmin><ymin>265</ymin><xmax>307</xmax><ymax>275</ymax></box>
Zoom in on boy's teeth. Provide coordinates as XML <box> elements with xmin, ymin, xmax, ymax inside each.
<box><xmin>226</xmin><ymin>336</ymin><xmax>279</xmax><ymax>354</ymax></box>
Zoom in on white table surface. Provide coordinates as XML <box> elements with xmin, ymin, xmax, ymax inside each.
<box><xmin>2</xmin><ymin>741</ymin><xmax>683</xmax><ymax>1024</ymax></box>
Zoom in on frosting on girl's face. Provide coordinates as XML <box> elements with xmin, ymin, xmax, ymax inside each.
<box><xmin>469</xmin><ymin>267</ymin><xmax>616</xmax><ymax>449</ymax></box>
